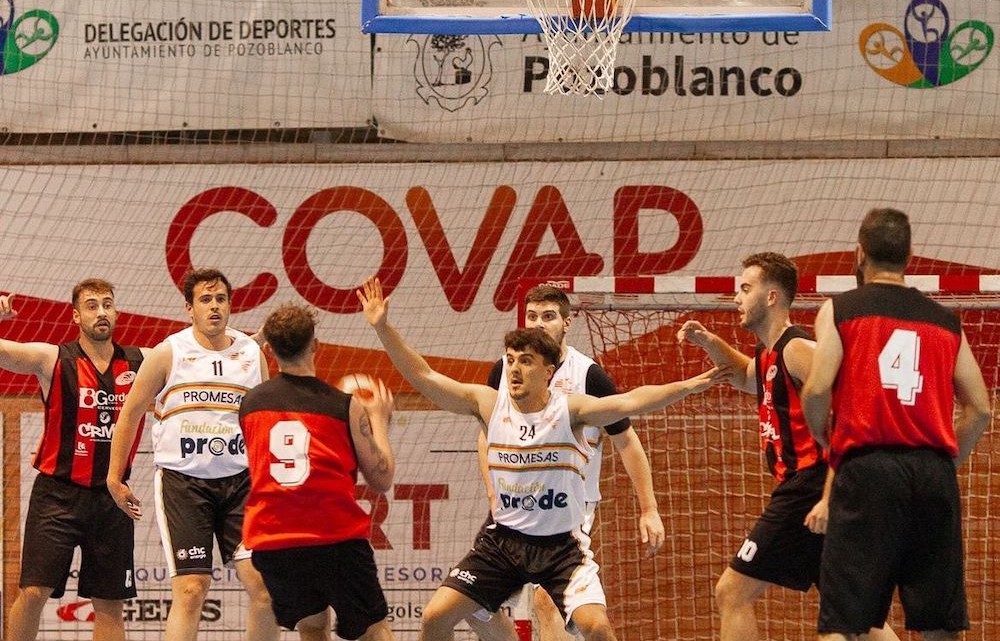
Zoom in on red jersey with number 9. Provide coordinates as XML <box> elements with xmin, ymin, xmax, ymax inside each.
<box><xmin>240</xmin><ymin>373</ymin><xmax>370</xmax><ymax>551</ymax></box>
<box><xmin>829</xmin><ymin>284</ymin><xmax>962</xmax><ymax>469</ymax></box>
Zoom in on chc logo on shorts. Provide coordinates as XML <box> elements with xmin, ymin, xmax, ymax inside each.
<box><xmin>448</xmin><ymin>568</ymin><xmax>477</xmax><ymax>585</ymax></box>
<box><xmin>176</xmin><ymin>545</ymin><xmax>207</xmax><ymax>561</ymax></box>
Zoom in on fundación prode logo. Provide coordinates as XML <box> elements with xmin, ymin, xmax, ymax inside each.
<box><xmin>0</xmin><ymin>0</ymin><xmax>59</xmax><ymax>75</ymax></box>
<box><xmin>860</xmin><ymin>0</ymin><xmax>992</xmax><ymax>88</ymax></box>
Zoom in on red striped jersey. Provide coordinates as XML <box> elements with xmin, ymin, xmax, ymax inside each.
<box><xmin>35</xmin><ymin>341</ymin><xmax>145</xmax><ymax>487</ymax></box>
<box><xmin>754</xmin><ymin>325</ymin><xmax>826</xmax><ymax>483</ymax></box>
<box><xmin>240</xmin><ymin>373</ymin><xmax>370</xmax><ymax>551</ymax></box>
<box><xmin>830</xmin><ymin>284</ymin><xmax>962</xmax><ymax>469</ymax></box>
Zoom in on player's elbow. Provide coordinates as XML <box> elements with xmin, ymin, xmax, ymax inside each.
<box><xmin>366</xmin><ymin>475</ymin><xmax>393</xmax><ymax>494</ymax></box>
<box><xmin>363</xmin><ymin>463</ymin><xmax>396</xmax><ymax>494</ymax></box>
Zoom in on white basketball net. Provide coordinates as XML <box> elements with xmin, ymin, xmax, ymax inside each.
<box><xmin>525</xmin><ymin>0</ymin><xmax>636</xmax><ymax>95</ymax></box>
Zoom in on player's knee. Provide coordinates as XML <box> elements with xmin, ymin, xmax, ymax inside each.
<box><xmin>420</xmin><ymin>599</ymin><xmax>462</xmax><ymax>635</ymax></box>
<box><xmin>172</xmin><ymin>576</ymin><xmax>212</xmax><ymax>610</ymax></box>
<box><xmin>571</xmin><ymin>608</ymin><xmax>616</xmax><ymax>641</ymax></box>
<box><xmin>89</xmin><ymin>598</ymin><xmax>125</xmax><ymax>617</ymax></box>
<box><xmin>714</xmin><ymin>570</ymin><xmax>758</xmax><ymax>612</ymax></box>
<box><xmin>574</xmin><ymin>618</ymin><xmax>616</xmax><ymax>641</ymax></box>
<box><xmin>16</xmin><ymin>585</ymin><xmax>53</xmax><ymax>606</ymax></box>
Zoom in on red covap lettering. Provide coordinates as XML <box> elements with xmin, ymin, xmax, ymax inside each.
<box><xmin>166</xmin><ymin>185</ymin><xmax>702</xmax><ymax>313</ymax></box>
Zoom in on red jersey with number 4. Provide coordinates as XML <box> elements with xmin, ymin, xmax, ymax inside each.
<box><xmin>35</xmin><ymin>341</ymin><xmax>145</xmax><ymax>487</ymax></box>
<box><xmin>830</xmin><ymin>284</ymin><xmax>961</xmax><ymax>469</ymax></box>
<box><xmin>240</xmin><ymin>373</ymin><xmax>370</xmax><ymax>551</ymax></box>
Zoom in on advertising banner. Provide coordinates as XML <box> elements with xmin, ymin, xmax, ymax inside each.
<box><xmin>371</xmin><ymin>1</ymin><xmax>998</xmax><ymax>142</ymax></box>
<box><xmin>19</xmin><ymin>411</ymin><xmax>488</xmax><ymax>639</ymax></box>
<box><xmin>0</xmin><ymin>1</ymin><xmax>370</xmax><ymax>132</ymax></box>
<box><xmin>0</xmin><ymin>159</ymin><xmax>996</xmax><ymax>390</ymax></box>
<box><xmin>1</xmin><ymin>158</ymin><xmax>998</xmax><ymax>639</ymax></box>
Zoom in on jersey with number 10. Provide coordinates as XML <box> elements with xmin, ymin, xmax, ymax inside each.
<box><xmin>830</xmin><ymin>284</ymin><xmax>961</xmax><ymax>469</ymax></box>
<box><xmin>240</xmin><ymin>373</ymin><xmax>370</xmax><ymax>551</ymax></box>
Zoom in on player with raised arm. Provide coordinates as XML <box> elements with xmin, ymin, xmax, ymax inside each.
<box><xmin>468</xmin><ymin>284</ymin><xmax>664</xmax><ymax>641</ymax></box>
<box><xmin>106</xmin><ymin>268</ymin><xmax>300</xmax><ymax>641</ymax></box>
<box><xmin>677</xmin><ymin>253</ymin><xmax>897</xmax><ymax>641</ymax></box>
<box><xmin>240</xmin><ymin>303</ymin><xmax>396</xmax><ymax>641</ymax></box>
<box><xmin>802</xmin><ymin>209</ymin><xmax>991</xmax><ymax>641</ymax></box>
<box><xmin>357</xmin><ymin>276</ymin><xmax>724</xmax><ymax>641</ymax></box>
<box><xmin>1</xmin><ymin>280</ymin><xmax>148</xmax><ymax>641</ymax></box>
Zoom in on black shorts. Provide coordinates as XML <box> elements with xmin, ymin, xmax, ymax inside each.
<box><xmin>252</xmin><ymin>540</ymin><xmax>388</xmax><ymax>640</ymax></box>
<box><xmin>819</xmin><ymin>447</ymin><xmax>967</xmax><ymax>634</ymax></box>
<box><xmin>154</xmin><ymin>468</ymin><xmax>250</xmax><ymax>575</ymax></box>
<box><xmin>445</xmin><ymin>524</ymin><xmax>605</xmax><ymax>624</ymax></box>
<box><xmin>729</xmin><ymin>463</ymin><xmax>826</xmax><ymax>592</ymax></box>
<box><xmin>21</xmin><ymin>473</ymin><xmax>136</xmax><ymax>600</ymax></box>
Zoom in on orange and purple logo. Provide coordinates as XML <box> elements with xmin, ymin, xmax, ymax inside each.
<box><xmin>1</xmin><ymin>1</ymin><xmax>59</xmax><ymax>75</ymax></box>
<box><xmin>860</xmin><ymin>0</ymin><xmax>992</xmax><ymax>87</ymax></box>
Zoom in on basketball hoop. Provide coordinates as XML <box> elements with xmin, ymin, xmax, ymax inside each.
<box><xmin>525</xmin><ymin>0</ymin><xmax>636</xmax><ymax>95</ymax></box>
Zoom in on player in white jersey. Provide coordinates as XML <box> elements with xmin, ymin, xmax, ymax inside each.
<box><xmin>108</xmin><ymin>269</ymin><xmax>329</xmax><ymax>641</ymax></box>
<box><xmin>357</xmin><ymin>276</ymin><xmax>724</xmax><ymax>641</ymax></box>
<box><xmin>470</xmin><ymin>285</ymin><xmax>663</xmax><ymax>641</ymax></box>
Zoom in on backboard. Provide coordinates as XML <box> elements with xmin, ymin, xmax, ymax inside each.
<box><xmin>361</xmin><ymin>0</ymin><xmax>831</xmax><ymax>34</ymax></box>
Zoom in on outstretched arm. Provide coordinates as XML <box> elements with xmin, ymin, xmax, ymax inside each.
<box><xmin>676</xmin><ymin>320</ymin><xmax>755</xmax><ymax>394</ymax></box>
<box><xmin>0</xmin><ymin>293</ymin><xmax>59</xmax><ymax>394</ymax></box>
<box><xmin>570</xmin><ymin>367</ymin><xmax>724</xmax><ymax>428</ymax></box>
<box><xmin>350</xmin><ymin>377</ymin><xmax>396</xmax><ymax>493</ymax></box>
<box><xmin>357</xmin><ymin>276</ymin><xmax>493</xmax><ymax>419</ymax></box>
<box><xmin>801</xmin><ymin>300</ymin><xmax>841</xmax><ymax>448</ymax></box>
<box><xmin>107</xmin><ymin>341</ymin><xmax>171</xmax><ymax>520</ymax></box>
<box><xmin>608</xmin><ymin>429</ymin><xmax>663</xmax><ymax>556</ymax></box>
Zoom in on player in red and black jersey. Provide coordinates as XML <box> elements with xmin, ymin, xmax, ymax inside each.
<box><xmin>240</xmin><ymin>303</ymin><xmax>396</xmax><ymax>641</ymax></box>
<box><xmin>803</xmin><ymin>209</ymin><xmax>990</xmax><ymax>641</ymax></box>
<box><xmin>678</xmin><ymin>253</ymin><xmax>897</xmax><ymax>641</ymax></box>
<box><xmin>0</xmin><ymin>279</ymin><xmax>149</xmax><ymax>641</ymax></box>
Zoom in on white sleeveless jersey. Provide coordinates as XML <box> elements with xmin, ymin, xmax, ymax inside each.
<box><xmin>152</xmin><ymin>327</ymin><xmax>262</xmax><ymax>478</ymax></box>
<box><xmin>499</xmin><ymin>346</ymin><xmax>606</xmax><ymax>501</ymax></box>
<box><xmin>487</xmin><ymin>391</ymin><xmax>592</xmax><ymax>535</ymax></box>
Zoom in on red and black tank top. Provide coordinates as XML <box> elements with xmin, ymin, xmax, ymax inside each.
<box><xmin>34</xmin><ymin>341</ymin><xmax>145</xmax><ymax>487</ymax></box>
<box><xmin>830</xmin><ymin>284</ymin><xmax>961</xmax><ymax>468</ymax></box>
<box><xmin>240</xmin><ymin>373</ymin><xmax>370</xmax><ymax>551</ymax></box>
<box><xmin>754</xmin><ymin>325</ymin><xmax>826</xmax><ymax>483</ymax></box>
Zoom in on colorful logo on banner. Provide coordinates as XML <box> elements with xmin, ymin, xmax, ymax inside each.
<box><xmin>408</xmin><ymin>35</ymin><xmax>501</xmax><ymax>112</ymax></box>
<box><xmin>0</xmin><ymin>1</ymin><xmax>59</xmax><ymax>75</ymax></box>
<box><xmin>860</xmin><ymin>0</ymin><xmax>992</xmax><ymax>88</ymax></box>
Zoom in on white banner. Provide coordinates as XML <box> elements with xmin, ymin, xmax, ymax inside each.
<box><xmin>0</xmin><ymin>159</ymin><xmax>996</xmax><ymax>370</ymax></box>
<box><xmin>372</xmin><ymin>0</ymin><xmax>998</xmax><ymax>142</ymax></box>
<box><xmin>0</xmin><ymin>1</ymin><xmax>370</xmax><ymax>132</ymax></box>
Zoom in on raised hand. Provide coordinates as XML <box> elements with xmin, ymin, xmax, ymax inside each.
<box><xmin>354</xmin><ymin>377</ymin><xmax>395</xmax><ymax>427</ymax></box>
<box><xmin>0</xmin><ymin>293</ymin><xmax>17</xmax><ymax>321</ymax></box>
<box><xmin>676</xmin><ymin>319</ymin><xmax>712</xmax><ymax>348</ymax></box>
<box><xmin>356</xmin><ymin>276</ymin><xmax>389</xmax><ymax>329</ymax></box>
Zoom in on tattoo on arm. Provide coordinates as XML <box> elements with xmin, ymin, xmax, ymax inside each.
<box><xmin>358</xmin><ymin>413</ymin><xmax>390</xmax><ymax>473</ymax></box>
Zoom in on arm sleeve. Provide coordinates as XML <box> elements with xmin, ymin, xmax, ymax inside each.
<box><xmin>585</xmin><ymin>364</ymin><xmax>630</xmax><ymax>435</ymax></box>
<box><xmin>486</xmin><ymin>359</ymin><xmax>503</xmax><ymax>390</ymax></box>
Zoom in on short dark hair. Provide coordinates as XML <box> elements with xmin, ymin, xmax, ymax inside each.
<box><xmin>503</xmin><ymin>327</ymin><xmax>561</xmax><ymax>366</ymax></box>
<box><xmin>262</xmin><ymin>303</ymin><xmax>316</xmax><ymax>361</ymax></box>
<box><xmin>859</xmin><ymin>208</ymin><xmax>911</xmax><ymax>270</ymax></box>
<box><xmin>72</xmin><ymin>278</ymin><xmax>115</xmax><ymax>309</ymax></box>
<box><xmin>524</xmin><ymin>285</ymin><xmax>571</xmax><ymax>319</ymax></box>
<box><xmin>182</xmin><ymin>268</ymin><xmax>232</xmax><ymax>304</ymax></box>
<box><xmin>742</xmin><ymin>252</ymin><xmax>798</xmax><ymax>303</ymax></box>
